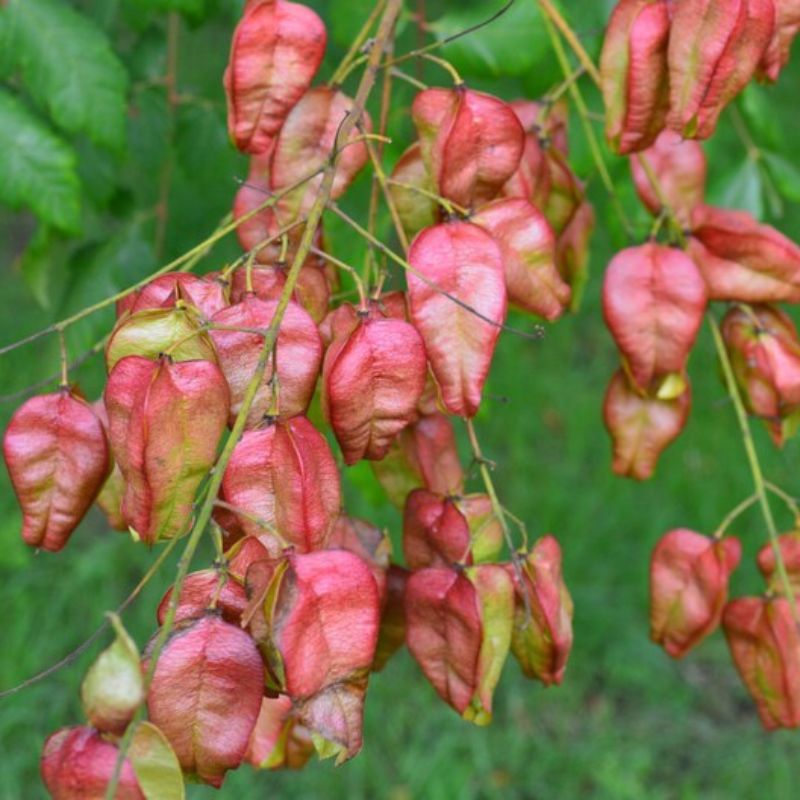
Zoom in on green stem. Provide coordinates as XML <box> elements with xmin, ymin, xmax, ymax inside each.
<box><xmin>539</xmin><ymin>8</ymin><xmax>635</xmax><ymax>239</ymax></box>
<box><xmin>709</xmin><ymin>315</ymin><xmax>800</xmax><ymax>623</ymax></box>
<box><xmin>105</xmin><ymin>0</ymin><xmax>405</xmax><ymax>792</ymax></box>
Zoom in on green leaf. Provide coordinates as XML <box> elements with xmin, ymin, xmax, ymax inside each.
<box><xmin>329</xmin><ymin>0</ymin><xmax>379</xmax><ymax>49</ymax></box>
<box><xmin>709</xmin><ymin>158</ymin><xmax>764</xmax><ymax>218</ymax></box>
<box><xmin>762</xmin><ymin>152</ymin><xmax>800</xmax><ymax>204</ymax></box>
<box><xmin>176</xmin><ymin>102</ymin><xmax>230</xmax><ymax>180</ymax></box>
<box><xmin>129</xmin><ymin>0</ymin><xmax>218</xmax><ymax>26</ymax></box>
<box><xmin>431</xmin><ymin>2</ymin><xmax>549</xmax><ymax>79</ymax></box>
<box><xmin>128</xmin><ymin>721</ymin><xmax>185</xmax><ymax>800</ymax></box>
<box><xmin>6</xmin><ymin>0</ymin><xmax>129</xmax><ymax>151</ymax></box>
<box><xmin>18</xmin><ymin>225</ymin><xmax>64</xmax><ymax>309</ymax></box>
<box><xmin>0</xmin><ymin>89</ymin><xmax>81</xmax><ymax>233</ymax></box>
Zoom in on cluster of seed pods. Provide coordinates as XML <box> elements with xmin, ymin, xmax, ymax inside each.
<box><xmin>598</xmin><ymin>0</ymin><xmax>800</xmax><ymax>729</ymax></box>
<box><xmin>0</xmin><ymin>1</ymin><xmax>592</xmax><ymax>795</ymax></box>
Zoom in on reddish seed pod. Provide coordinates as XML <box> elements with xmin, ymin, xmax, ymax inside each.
<box><xmin>210</xmin><ymin>295</ymin><xmax>323</xmax><ymax>425</ymax></box>
<box><xmin>721</xmin><ymin>304</ymin><xmax>800</xmax><ymax>446</ymax></box>
<box><xmin>650</xmin><ymin>529</ymin><xmax>742</xmax><ymax>658</ymax></box>
<box><xmin>105</xmin><ymin>306</ymin><xmax>218</xmax><ymax>372</ymax></box>
<box><xmin>723</xmin><ymin>596</ymin><xmax>800</xmax><ymax>730</ymax></box>
<box><xmin>156</xmin><ymin>569</ymin><xmax>249</xmax><ymax>626</ymax></box>
<box><xmin>473</xmin><ymin>197</ymin><xmax>569</xmax><ymax>321</ymax></box>
<box><xmin>224</xmin><ymin>0</ymin><xmax>327</xmax><ymax>155</ymax></box>
<box><xmin>603</xmin><ymin>243</ymin><xmax>707</xmax><ymax>395</ymax></box>
<box><xmin>757</xmin><ymin>531</ymin><xmax>800</xmax><ymax>595</ymax></box>
<box><xmin>599</xmin><ymin>0</ymin><xmax>671</xmax><ymax>154</ymax></box>
<box><xmin>41</xmin><ymin>726</ymin><xmax>144</xmax><ymax>800</ymax></box>
<box><xmin>246</xmin><ymin>695</ymin><xmax>314</xmax><ymax>770</ymax></box>
<box><xmin>758</xmin><ymin>0</ymin><xmax>800</xmax><ymax>81</ymax></box>
<box><xmin>371</xmin><ymin>412</ymin><xmax>464</xmax><ymax>507</ymax></box>
<box><xmin>402</xmin><ymin>489</ymin><xmax>502</xmax><ymax>570</ymax></box>
<box><xmin>229</xmin><ymin>263</ymin><xmax>331</xmax><ymax>323</ymax></box>
<box><xmin>270</xmin><ymin>87</ymin><xmax>371</xmax><ymax>221</ymax></box>
<box><xmin>405</xmin><ymin>564</ymin><xmax>514</xmax><ymax>724</ymax></box>
<box><xmin>509</xmin><ymin>99</ymin><xmax>570</xmax><ymax>156</ymax></box>
<box><xmin>218</xmin><ymin>416</ymin><xmax>341</xmax><ymax>551</ymax></box>
<box><xmin>116</xmin><ymin>272</ymin><xmax>228</xmax><ymax>321</ymax></box>
<box><xmin>105</xmin><ymin>356</ymin><xmax>230</xmax><ymax>544</ymax></box>
<box><xmin>603</xmin><ymin>368</ymin><xmax>692</xmax><ymax>480</ymax></box>
<box><xmin>412</xmin><ymin>87</ymin><xmax>525</xmax><ymax>209</ymax></box>
<box><xmin>667</xmin><ymin>0</ymin><xmax>775</xmax><ymax>140</ymax></box>
<box><xmin>322</xmin><ymin>310</ymin><xmax>427</xmax><ymax>465</ymax></box>
<box><xmin>630</xmin><ymin>131</ymin><xmax>708</xmax><ymax>225</ymax></box>
<box><xmin>248</xmin><ymin>550</ymin><xmax>381</xmax><ymax>700</ymax></box>
<box><xmin>328</xmin><ymin>515</ymin><xmax>392</xmax><ymax>605</ymax></box>
<box><xmin>688</xmin><ymin>205</ymin><xmax>800</xmax><ymax>303</ymax></box>
<box><xmin>145</xmin><ymin>614</ymin><xmax>264</xmax><ymax>787</ymax></box>
<box><xmin>508</xmin><ymin>535</ymin><xmax>574</xmax><ymax>686</ymax></box>
<box><xmin>407</xmin><ymin>221</ymin><xmax>507</xmax><ymax>418</ymax></box>
<box><xmin>4</xmin><ymin>389</ymin><xmax>110</xmax><ymax>552</ymax></box>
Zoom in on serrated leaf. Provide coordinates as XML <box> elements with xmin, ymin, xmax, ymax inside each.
<box><xmin>431</xmin><ymin>2</ymin><xmax>548</xmax><ymax>79</ymax></box>
<box><xmin>740</xmin><ymin>85</ymin><xmax>783</xmax><ymax>151</ymax></box>
<box><xmin>128</xmin><ymin>86</ymin><xmax>171</xmax><ymax>178</ymax></box>
<box><xmin>128</xmin><ymin>721</ymin><xmax>185</xmax><ymax>800</ymax></box>
<box><xmin>0</xmin><ymin>89</ymin><xmax>81</xmax><ymax>233</ymax></box>
<box><xmin>6</xmin><ymin>0</ymin><xmax>129</xmax><ymax>151</ymax></box>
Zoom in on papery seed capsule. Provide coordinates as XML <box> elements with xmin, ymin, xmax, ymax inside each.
<box><xmin>105</xmin><ymin>356</ymin><xmax>230</xmax><ymax>544</ymax></box>
<box><xmin>650</xmin><ymin>529</ymin><xmax>741</xmax><ymax>658</ymax></box>
<box><xmin>603</xmin><ymin>243</ymin><xmax>707</xmax><ymax>394</ymax></box>
<box><xmin>4</xmin><ymin>389</ymin><xmax>110</xmax><ymax>552</ymax></box>
<box><xmin>629</xmin><ymin>131</ymin><xmax>707</xmax><ymax>225</ymax></box>
<box><xmin>720</xmin><ymin>304</ymin><xmax>800</xmax><ymax>445</ymax></box>
<box><xmin>508</xmin><ymin>536</ymin><xmax>574</xmax><ymax>686</ymax></box>
<box><xmin>41</xmin><ymin>726</ymin><xmax>144</xmax><ymax>800</ymax></box>
<box><xmin>412</xmin><ymin>87</ymin><xmax>525</xmax><ymax>209</ymax></box>
<box><xmin>116</xmin><ymin>272</ymin><xmax>228</xmax><ymax>321</ymax></box>
<box><xmin>688</xmin><ymin>205</ymin><xmax>800</xmax><ymax>303</ymax></box>
<box><xmin>405</xmin><ymin>564</ymin><xmax>514</xmax><ymax>724</ymax></box>
<box><xmin>407</xmin><ymin>222</ymin><xmax>507</xmax><ymax>417</ymax></box>
<box><xmin>322</xmin><ymin>311</ymin><xmax>427</xmax><ymax>464</ymax></box>
<box><xmin>599</xmin><ymin>0</ymin><xmax>671</xmax><ymax>154</ymax></box>
<box><xmin>224</xmin><ymin>0</ymin><xmax>327</xmax><ymax>155</ymax></box>
<box><xmin>723</xmin><ymin>595</ymin><xmax>800</xmax><ymax>729</ymax></box>
<box><xmin>603</xmin><ymin>368</ymin><xmax>691</xmax><ymax>480</ymax></box>
<box><xmin>145</xmin><ymin>614</ymin><xmax>264</xmax><ymax>787</ymax></box>
<box><xmin>667</xmin><ymin>0</ymin><xmax>775</xmax><ymax>140</ymax></box>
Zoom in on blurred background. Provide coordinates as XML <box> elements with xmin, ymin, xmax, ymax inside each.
<box><xmin>1</xmin><ymin>0</ymin><xmax>800</xmax><ymax>797</ymax></box>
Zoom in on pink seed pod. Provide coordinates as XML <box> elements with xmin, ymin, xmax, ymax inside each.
<box><xmin>224</xmin><ymin>0</ymin><xmax>326</xmax><ymax>155</ymax></box>
<box><xmin>599</xmin><ymin>0</ymin><xmax>671</xmax><ymax>154</ymax></box>
<box><xmin>407</xmin><ymin>221</ymin><xmax>507</xmax><ymax>418</ymax></box>
<box><xmin>412</xmin><ymin>87</ymin><xmax>525</xmax><ymax>209</ymax></box>
<box><xmin>650</xmin><ymin>529</ymin><xmax>742</xmax><ymax>658</ymax></box>
<box><xmin>508</xmin><ymin>535</ymin><xmax>574</xmax><ymax>686</ymax></box>
<box><xmin>723</xmin><ymin>595</ymin><xmax>800</xmax><ymax>730</ymax></box>
<box><xmin>603</xmin><ymin>368</ymin><xmax>692</xmax><ymax>480</ymax></box>
<box><xmin>4</xmin><ymin>389</ymin><xmax>110</xmax><ymax>552</ymax></box>
<box><xmin>116</xmin><ymin>272</ymin><xmax>228</xmax><ymax>321</ymax></box>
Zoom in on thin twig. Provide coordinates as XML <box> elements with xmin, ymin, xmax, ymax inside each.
<box><xmin>329</xmin><ymin>203</ymin><xmax>545</xmax><ymax>342</ymax></box>
<box><xmin>106</xmin><ymin>2</ymin><xmax>405</xmax><ymax>793</ymax></box>
<box><xmin>0</xmin><ymin>537</ymin><xmax>180</xmax><ymax>701</ymax></box>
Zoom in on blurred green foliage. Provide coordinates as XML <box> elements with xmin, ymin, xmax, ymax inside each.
<box><xmin>0</xmin><ymin>0</ymin><xmax>799</xmax><ymax>797</ymax></box>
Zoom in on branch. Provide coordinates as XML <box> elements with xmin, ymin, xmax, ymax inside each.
<box><xmin>105</xmin><ymin>1</ymin><xmax>405</xmax><ymax>793</ymax></box>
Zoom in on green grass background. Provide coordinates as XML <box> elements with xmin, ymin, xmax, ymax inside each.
<box><xmin>1</xmin><ymin>1</ymin><xmax>800</xmax><ymax>798</ymax></box>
